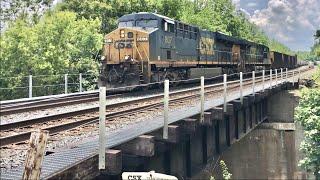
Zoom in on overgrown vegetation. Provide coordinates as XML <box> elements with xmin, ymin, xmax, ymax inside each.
<box><xmin>294</xmin><ymin>29</ymin><xmax>319</xmax><ymax>178</ymax></box>
<box><xmin>294</xmin><ymin>73</ymin><xmax>320</xmax><ymax>178</ymax></box>
<box><xmin>297</xmin><ymin>29</ymin><xmax>320</xmax><ymax>61</ymax></box>
<box><xmin>210</xmin><ymin>160</ymin><xmax>232</xmax><ymax>180</ymax></box>
<box><xmin>0</xmin><ymin>0</ymin><xmax>303</xmax><ymax>100</ymax></box>
<box><xmin>0</xmin><ymin>11</ymin><xmax>102</xmax><ymax>100</ymax></box>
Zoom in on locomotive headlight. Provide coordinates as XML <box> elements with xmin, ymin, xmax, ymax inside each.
<box><xmin>124</xmin><ymin>55</ymin><xmax>131</xmax><ymax>61</ymax></box>
<box><xmin>137</xmin><ymin>37</ymin><xmax>148</xmax><ymax>42</ymax></box>
<box><xmin>105</xmin><ymin>38</ymin><xmax>113</xmax><ymax>43</ymax></box>
<box><xmin>100</xmin><ymin>56</ymin><xmax>105</xmax><ymax>61</ymax></box>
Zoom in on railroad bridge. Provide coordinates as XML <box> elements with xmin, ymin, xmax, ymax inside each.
<box><xmin>0</xmin><ymin>68</ymin><xmax>313</xmax><ymax>180</ymax></box>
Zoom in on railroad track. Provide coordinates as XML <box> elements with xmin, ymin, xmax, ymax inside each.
<box><xmin>0</xmin><ymin>67</ymin><xmax>313</xmax><ymax>171</ymax></box>
<box><xmin>0</xmin><ymin>69</ymin><xmax>281</xmax><ymax>115</ymax></box>
<box><xmin>1</xmin><ymin>67</ymin><xmax>312</xmax><ymax>147</ymax></box>
<box><xmin>1</xmin><ymin>68</ymin><xmax>306</xmax><ymax>147</ymax></box>
<box><xmin>0</xmin><ymin>93</ymin><xmax>100</xmax><ymax>115</ymax></box>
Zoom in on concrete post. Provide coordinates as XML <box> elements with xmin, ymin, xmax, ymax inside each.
<box><xmin>22</xmin><ymin>130</ymin><xmax>49</xmax><ymax>180</ymax></box>
<box><xmin>223</xmin><ymin>74</ymin><xmax>227</xmax><ymax>112</ymax></box>
<box><xmin>200</xmin><ymin>76</ymin><xmax>205</xmax><ymax>123</ymax></box>
<box><xmin>29</xmin><ymin>75</ymin><xmax>32</xmax><ymax>98</ymax></box>
<box><xmin>298</xmin><ymin>68</ymin><xmax>301</xmax><ymax>80</ymax></box>
<box><xmin>280</xmin><ymin>68</ymin><xmax>283</xmax><ymax>83</ymax></box>
<box><xmin>252</xmin><ymin>71</ymin><xmax>255</xmax><ymax>95</ymax></box>
<box><xmin>275</xmin><ymin>69</ymin><xmax>278</xmax><ymax>85</ymax></box>
<box><xmin>240</xmin><ymin>72</ymin><xmax>243</xmax><ymax>104</ymax></box>
<box><xmin>286</xmin><ymin>68</ymin><xmax>288</xmax><ymax>82</ymax></box>
<box><xmin>65</xmin><ymin>74</ymin><xmax>68</xmax><ymax>94</ymax></box>
<box><xmin>292</xmin><ymin>70</ymin><xmax>295</xmax><ymax>86</ymax></box>
<box><xmin>99</xmin><ymin>87</ymin><xmax>106</xmax><ymax>170</ymax></box>
<box><xmin>163</xmin><ymin>80</ymin><xmax>169</xmax><ymax>139</ymax></box>
<box><xmin>79</xmin><ymin>73</ymin><xmax>83</xmax><ymax>92</ymax></box>
<box><xmin>262</xmin><ymin>70</ymin><xmax>265</xmax><ymax>91</ymax></box>
<box><xmin>270</xmin><ymin>69</ymin><xmax>273</xmax><ymax>88</ymax></box>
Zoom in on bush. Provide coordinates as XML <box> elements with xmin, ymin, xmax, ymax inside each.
<box><xmin>295</xmin><ymin>85</ymin><xmax>320</xmax><ymax>178</ymax></box>
<box><xmin>0</xmin><ymin>11</ymin><xmax>102</xmax><ymax>100</ymax></box>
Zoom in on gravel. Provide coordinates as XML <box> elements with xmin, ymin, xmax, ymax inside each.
<box><xmin>1</xmin><ymin>68</ymin><xmax>313</xmax><ymax>171</ymax></box>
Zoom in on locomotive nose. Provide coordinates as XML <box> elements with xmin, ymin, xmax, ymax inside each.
<box><xmin>124</xmin><ymin>55</ymin><xmax>131</xmax><ymax>61</ymax></box>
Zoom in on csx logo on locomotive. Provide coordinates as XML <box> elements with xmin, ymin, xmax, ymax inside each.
<box><xmin>100</xmin><ymin>12</ymin><xmax>297</xmax><ymax>88</ymax></box>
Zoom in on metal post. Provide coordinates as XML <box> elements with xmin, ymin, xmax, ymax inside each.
<box><xmin>262</xmin><ymin>70</ymin><xmax>265</xmax><ymax>92</ymax></box>
<box><xmin>280</xmin><ymin>68</ymin><xmax>283</xmax><ymax>83</ymax></box>
<box><xmin>64</xmin><ymin>74</ymin><xmax>68</xmax><ymax>94</ymax></box>
<box><xmin>99</xmin><ymin>87</ymin><xmax>106</xmax><ymax>170</ymax></box>
<box><xmin>240</xmin><ymin>72</ymin><xmax>243</xmax><ymax>104</ymax></box>
<box><xmin>29</xmin><ymin>75</ymin><xmax>32</xmax><ymax>98</ymax></box>
<box><xmin>270</xmin><ymin>69</ymin><xmax>273</xmax><ymax>88</ymax></box>
<box><xmin>79</xmin><ymin>73</ymin><xmax>83</xmax><ymax>92</ymax></box>
<box><xmin>163</xmin><ymin>80</ymin><xmax>169</xmax><ymax>139</ymax></box>
<box><xmin>200</xmin><ymin>76</ymin><xmax>205</xmax><ymax>123</ymax></box>
<box><xmin>223</xmin><ymin>74</ymin><xmax>227</xmax><ymax>113</ymax></box>
<box><xmin>275</xmin><ymin>69</ymin><xmax>278</xmax><ymax>85</ymax></box>
<box><xmin>252</xmin><ymin>71</ymin><xmax>255</xmax><ymax>95</ymax></box>
<box><xmin>286</xmin><ymin>68</ymin><xmax>288</xmax><ymax>82</ymax></box>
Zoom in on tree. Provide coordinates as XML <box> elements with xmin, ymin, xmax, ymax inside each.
<box><xmin>0</xmin><ymin>0</ymin><xmax>54</xmax><ymax>26</ymax></box>
<box><xmin>0</xmin><ymin>11</ymin><xmax>102</xmax><ymax>100</ymax></box>
<box><xmin>1</xmin><ymin>0</ymin><xmax>300</xmax><ymax>100</ymax></box>
<box><xmin>295</xmin><ymin>66</ymin><xmax>320</xmax><ymax>179</ymax></box>
<box><xmin>295</xmin><ymin>87</ymin><xmax>320</xmax><ymax>179</ymax></box>
<box><xmin>315</xmin><ymin>30</ymin><xmax>320</xmax><ymax>40</ymax></box>
<box><xmin>268</xmin><ymin>39</ymin><xmax>293</xmax><ymax>55</ymax></box>
<box><xmin>58</xmin><ymin>0</ymin><xmax>184</xmax><ymax>34</ymax></box>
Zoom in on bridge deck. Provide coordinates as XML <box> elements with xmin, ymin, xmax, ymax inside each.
<box><xmin>0</xmin><ymin>78</ymin><xmax>287</xmax><ymax>179</ymax></box>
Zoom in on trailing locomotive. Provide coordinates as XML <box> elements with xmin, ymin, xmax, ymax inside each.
<box><xmin>100</xmin><ymin>12</ymin><xmax>297</xmax><ymax>87</ymax></box>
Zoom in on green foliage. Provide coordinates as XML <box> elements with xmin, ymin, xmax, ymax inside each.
<box><xmin>209</xmin><ymin>160</ymin><xmax>232</xmax><ymax>180</ymax></box>
<box><xmin>315</xmin><ymin>30</ymin><xmax>320</xmax><ymax>40</ymax></box>
<box><xmin>0</xmin><ymin>11</ymin><xmax>102</xmax><ymax>100</ymax></box>
<box><xmin>268</xmin><ymin>39</ymin><xmax>293</xmax><ymax>55</ymax></box>
<box><xmin>295</xmin><ymin>79</ymin><xmax>320</xmax><ymax>178</ymax></box>
<box><xmin>312</xmin><ymin>44</ymin><xmax>320</xmax><ymax>58</ymax></box>
<box><xmin>58</xmin><ymin>0</ymin><xmax>184</xmax><ymax>34</ymax></box>
<box><xmin>296</xmin><ymin>51</ymin><xmax>312</xmax><ymax>61</ymax></box>
<box><xmin>220</xmin><ymin>160</ymin><xmax>232</xmax><ymax>180</ymax></box>
<box><xmin>179</xmin><ymin>0</ymin><xmax>269</xmax><ymax>45</ymax></box>
<box><xmin>0</xmin><ymin>0</ymin><xmax>54</xmax><ymax>25</ymax></box>
<box><xmin>313</xmin><ymin>66</ymin><xmax>320</xmax><ymax>85</ymax></box>
<box><xmin>1</xmin><ymin>0</ymin><xmax>300</xmax><ymax>100</ymax></box>
<box><xmin>300</xmin><ymin>30</ymin><xmax>320</xmax><ymax>61</ymax></box>
<box><xmin>59</xmin><ymin>0</ymin><xmax>274</xmax><ymax>48</ymax></box>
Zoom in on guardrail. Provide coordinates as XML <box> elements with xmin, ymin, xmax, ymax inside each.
<box><xmin>0</xmin><ymin>73</ymin><xmax>98</xmax><ymax>101</ymax></box>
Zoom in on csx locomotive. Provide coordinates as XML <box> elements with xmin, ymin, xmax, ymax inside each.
<box><xmin>100</xmin><ymin>12</ymin><xmax>297</xmax><ymax>87</ymax></box>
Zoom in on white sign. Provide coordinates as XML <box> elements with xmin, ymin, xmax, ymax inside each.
<box><xmin>122</xmin><ymin>171</ymin><xmax>178</xmax><ymax>180</ymax></box>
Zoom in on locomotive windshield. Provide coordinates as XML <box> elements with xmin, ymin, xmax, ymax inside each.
<box><xmin>118</xmin><ymin>20</ymin><xmax>134</xmax><ymax>27</ymax></box>
<box><xmin>136</xmin><ymin>19</ymin><xmax>158</xmax><ymax>28</ymax></box>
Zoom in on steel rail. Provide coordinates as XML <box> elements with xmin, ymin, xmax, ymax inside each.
<box><xmin>0</xmin><ymin>68</ymin><xmax>305</xmax><ymax>132</ymax></box>
<box><xmin>0</xmin><ymin>76</ymin><xmax>257</xmax><ymax>132</ymax></box>
<box><xmin>0</xmin><ymin>68</ymin><xmax>305</xmax><ymax>115</ymax></box>
<box><xmin>0</xmin><ymin>81</ymin><xmax>241</xmax><ymax>146</ymax></box>
<box><xmin>0</xmin><ymin>70</ymin><xmax>294</xmax><ymax>147</ymax></box>
<box><xmin>0</xmin><ymin>68</ymin><xmax>310</xmax><ymax>146</ymax></box>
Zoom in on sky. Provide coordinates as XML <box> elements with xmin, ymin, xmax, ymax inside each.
<box><xmin>232</xmin><ymin>0</ymin><xmax>320</xmax><ymax>51</ymax></box>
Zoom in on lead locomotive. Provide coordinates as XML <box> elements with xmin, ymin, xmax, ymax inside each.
<box><xmin>100</xmin><ymin>12</ymin><xmax>297</xmax><ymax>87</ymax></box>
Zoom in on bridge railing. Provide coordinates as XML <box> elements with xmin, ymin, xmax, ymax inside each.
<box><xmin>0</xmin><ymin>73</ymin><xmax>98</xmax><ymax>101</ymax></box>
<box><xmin>1</xmin><ymin>67</ymin><xmax>305</xmax><ymax>102</ymax></box>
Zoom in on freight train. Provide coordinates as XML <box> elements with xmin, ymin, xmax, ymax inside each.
<box><xmin>99</xmin><ymin>12</ymin><xmax>297</xmax><ymax>87</ymax></box>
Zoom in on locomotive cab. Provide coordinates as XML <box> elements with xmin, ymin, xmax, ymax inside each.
<box><xmin>100</xmin><ymin>13</ymin><xmax>162</xmax><ymax>87</ymax></box>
